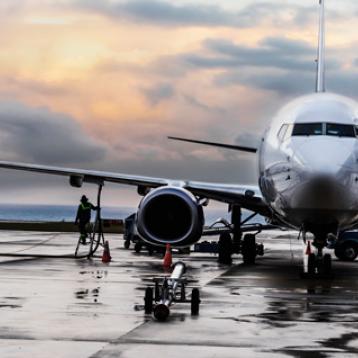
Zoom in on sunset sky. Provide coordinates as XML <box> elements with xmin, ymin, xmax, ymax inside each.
<box><xmin>0</xmin><ymin>0</ymin><xmax>358</xmax><ymax>207</ymax></box>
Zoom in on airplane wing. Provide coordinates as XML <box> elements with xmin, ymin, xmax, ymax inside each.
<box><xmin>0</xmin><ymin>161</ymin><xmax>270</xmax><ymax>216</ymax></box>
<box><xmin>184</xmin><ymin>181</ymin><xmax>270</xmax><ymax>216</ymax></box>
<box><xmin>168</xmin><ymin>136</ymin><xmax>257</xmax><ymax>153</ymax></box>
<box><xmin>202</xmin><ymin>224</ymin><xmax>279</xmax><ymax>237</ymax></box>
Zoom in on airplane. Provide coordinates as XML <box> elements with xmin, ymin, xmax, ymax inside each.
<box><xmin>0</xmin><ymin>0</ymin><xmax>355</xmax><ymax>275</ymax></box>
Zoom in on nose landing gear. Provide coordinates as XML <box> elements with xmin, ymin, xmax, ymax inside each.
<box><xmin>307</xmin><ymin>253</ymin><xmax>332</xmax><ymax>276</ymax></box>
<box><xmin>305</xmin><ymin>239</ymin><xmax>332</xmax><ymax>278</ymax></box>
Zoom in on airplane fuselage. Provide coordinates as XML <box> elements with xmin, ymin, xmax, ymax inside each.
<box><xmin>259</xmin><ymin>93</ymin><xmax>358</xmax><ymax>238</ymax></box>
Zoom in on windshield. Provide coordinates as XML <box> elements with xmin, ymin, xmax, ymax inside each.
<box><xmin>291</xmin><ymin>122</ymin><xmax>356</xmax><ymax>138</ymax></box>
<box><xmin>292</xmin><ymin>123</ymin><xmax>323</xmax><ymax>136</ymax></box>
<box><xmin>326</xmin><ymin>123</ymin><xmax>356</xmax><ymax>137</ymax></box>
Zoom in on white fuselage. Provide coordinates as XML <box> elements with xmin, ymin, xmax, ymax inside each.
<box><xmin>258</xmin><ymin>92</ymin><xmax>358</xmax><ymax>236</ymax></box>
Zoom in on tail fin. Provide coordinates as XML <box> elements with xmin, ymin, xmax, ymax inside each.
<box><xmin>316</xmin><ymin>0</ymin><xmax>326</xmax><ymax>92</ymax></box>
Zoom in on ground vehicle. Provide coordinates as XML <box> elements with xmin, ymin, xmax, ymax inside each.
<box><xmin>331</xmin><ymin>232</ymin><xmax>358</xmax><ymax>261</ymax></box>
<box><xmin>123</xmin><ymin>213</ymin><xmax>163</xmax><ymax>254</ymax></box>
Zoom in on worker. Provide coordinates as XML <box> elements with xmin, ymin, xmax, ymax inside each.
<box><xmin>75</xmin><ymin>195</ymin><xmax>97</xmax><ymax>244</ymax></box>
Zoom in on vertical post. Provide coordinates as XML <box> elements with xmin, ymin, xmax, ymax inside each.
<box><xmin>97</xmin><ymin>183</ymin><xmax>102</xmax><ymax>233</ymax></box>
<box><xmin>96</xmin><ymin>183</ymin><xmax>105</xmax><ymax>247</ymax></box>
<box><xmin>88</xmin><ymin>181</ymin><xmax>105</xmax><ymax>257</ymax></box>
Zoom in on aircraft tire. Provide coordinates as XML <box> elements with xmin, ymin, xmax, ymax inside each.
<box><xmin>257</xmin><ymin>243</ymin><xmax>264</xmax><ymax>256</ymax></box>
<box><xmin>323</xmin><ymin>254</ymin><xmax>332</xmax><ymax>275</ymax></box>
<box><xmin>307</xmin><ymin>253</ymin><xmax>316</xmax><ymax>276</ymax></box>
<box><xmin>242</xmin><ymin>234</ymin><xmax>256</xmax><ymax>265</ymax></box>
<box><xmin>218</xmin><ymin>233</ymin><xmax>232</xmax><ymax>265</ymax></box>
<box><xmin>144</xmin><ymin>287</ymin><xmax>153</xmax><ymax>314</ymax></box>
<box><xmin>191</xmin><ymin>288</ymin><xmax>200</xmax><ymax>316</ymax></box>
<box><xmin>134</xmin><ymin>242</ymin><xmax>142</xmax><ymax>253</ymax></box>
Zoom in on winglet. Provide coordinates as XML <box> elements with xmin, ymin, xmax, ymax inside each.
<box><xmin>316</xmin><ymin>0</ymin><xmax>326</xmax><ymax>92</ymax></box>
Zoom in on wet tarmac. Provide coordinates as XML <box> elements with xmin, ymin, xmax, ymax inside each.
<box><xmin>0</xmin><ymin>230</ymin><xmax>357</xmax><ymax>357</ymax></box>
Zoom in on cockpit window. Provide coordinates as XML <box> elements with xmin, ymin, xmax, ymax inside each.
<box><xmin>292</xmin><ymin>123</ymin><xmax>323</xmax><ymax>136</ymax></box>
<box><xmin>326</xmin><ymin>123</ymin><xmax>356</xmax><ymax>138</ymax></box>
<box><xmin>290</xmin><ymin>122</ymin><xmax>356</xmax><ymax>138</ymax></box>
<box><xmin>277</xmin><ymin>124</ymin><xmax>288</xmax><ymax>141</ymax></box>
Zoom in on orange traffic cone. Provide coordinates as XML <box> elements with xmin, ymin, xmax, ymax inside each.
<box><xmin>305</xmin><ymin>241</ymin><xmax>312</xmax><ymax>256</ymax></box>
<box><xmin>102</xmin><ymin>241</ymin><xmax>112</xmax><ymax>263</ymax></box>
<box><xmin>163</xmin><ymin>244</ymin><xmax>172</xmax><ymax>269</ymax></box>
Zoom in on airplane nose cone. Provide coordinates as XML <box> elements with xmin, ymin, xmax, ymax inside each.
<box><xmin>292</xmin><ymin>138</ymin><xmax>356</xmax><ymax>176</ymax></box>
<box><xmin>289</xmin><ymin>137</ymin><xmax>357</xmax><ymax>209</ymax></box>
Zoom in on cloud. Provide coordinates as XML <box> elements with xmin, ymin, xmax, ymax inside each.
<box><xmin>182</xmin><ymin>94</ymin><xmax>226</xmax><ymax>114</ymax></box>
<box><xmin>161</xmin><ymin>35</ymin><xmax>356</xmax><ymax>97</ymax></box>
<box><xmin>74</xmin><ymin>0</ymin><xmax>329</xmax><ymax>28</ymax></box>
<box><xmin>0</xmin><ymin>76</ymin><xmax>67</xmax><ymax>97</ymax></box>
<box><xmin>215</xmin><ymin>70</ymin><xmax>314</xmax><ymax>96</ymax></box>
<box><xmin>0</xmin><ymin>101</ymin><xmax>107</xmax><ymax>165</ymax></box>
<box><xmin>74</xmin><ymin>0</ymin><xmax>233</xmax><ymax>27</ymax></box>
<box><xmin>214</xmin><ymin>65</ymin><xmax>358</xmax><ymax>98</ymax></box>
<box><xmin>141</xmin><ymin>83</ymin><xmax>175</xmax><ymax>105</ymax></box>
<box><xmin>235</xmin><ymin>132</ymin><xmax>261</xmax><ymax>148</ymax></box>
<box><xmin>183</xmin><ymin>37</ymin><xmax>332</xmax><ymax>72</ymax></box>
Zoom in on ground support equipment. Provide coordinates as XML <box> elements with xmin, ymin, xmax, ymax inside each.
<box><xmin>144</xmin><ymin>261</ymin><xmax>200</xmax><ymax>321</ymax></box>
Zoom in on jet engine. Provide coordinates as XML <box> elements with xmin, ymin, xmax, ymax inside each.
<box><xmin>137</xmin><ymin>186</ymin><xmax>204</xmax><ymax>247</ymax></box>
<box><xmin>70</xmin><ymin>175</ymin><xmax>84</xmax><ymax>188</ymax></box>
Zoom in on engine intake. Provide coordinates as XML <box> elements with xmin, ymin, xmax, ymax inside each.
<box><xmin>137</xmin><ymin>187</ymin><xmax>204</xmax><ymax>247</ymax></box>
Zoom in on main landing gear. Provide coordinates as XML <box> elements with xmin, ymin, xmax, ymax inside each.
<box><xmin>217</xmin><ymin>205</ymin><xmax>264</xmax><ymax>265</ymax></box>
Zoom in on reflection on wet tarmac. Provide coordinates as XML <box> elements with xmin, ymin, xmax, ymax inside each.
<box><xmin>0</xmin><ymin>231</ymin><xmax>358</xmax><ymax>357</ymax></box>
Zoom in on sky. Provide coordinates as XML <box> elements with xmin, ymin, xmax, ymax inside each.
<box><xmin>0</xmin><ymin>0</ymin><xmax>358</xmax><ymax>207</ymax></box>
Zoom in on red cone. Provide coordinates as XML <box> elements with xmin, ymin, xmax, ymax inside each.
<box><xmin>102</xmin><ymin>241</ymin><xmax>112</xmax><ymax>263</ymax></box>
<box><xmin>163</xmin><ymin>244</ymin><xmax>172</xmax><ymax>269</ymax></box>
<box><xmin>305</xmin><ymin>241</ymin><xmax>312</xmax><ymax>256</ymax></box>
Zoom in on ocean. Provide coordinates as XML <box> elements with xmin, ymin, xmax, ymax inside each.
<box><xmin>0</xmin><ymin>204</ymin><xmax>264</xmax><ymax>225</ymax></box>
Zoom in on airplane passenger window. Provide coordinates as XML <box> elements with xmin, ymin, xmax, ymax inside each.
<box><xmin>292</xmin><ymin>123</ymin><xmax>323</xmax><ymax>136</ymax></box>
<box><xmin>326</xmin><ymin>123</ymin><xmax>356</xmax><ymax>138</ymax></box>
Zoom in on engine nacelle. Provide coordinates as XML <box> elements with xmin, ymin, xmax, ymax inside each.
<box><xmin>70</xmin><ymin>175</ymin><xmax>84</xmax><ymax>188</ymax></box>
<box><xmin>137</xmin><ymin>187</ymin><xmax>204</xmax><ymax>247</ymax></box>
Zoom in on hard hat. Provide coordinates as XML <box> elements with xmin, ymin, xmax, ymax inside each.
<box><xmin>81</xmin><ymin>195</ymin><xmax>88</xmax><ymax>202</ymax></box>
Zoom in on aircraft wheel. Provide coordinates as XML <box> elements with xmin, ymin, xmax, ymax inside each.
<box><xmin>134</xmin><ymin>242</ymin><xmax>142</xmax><ymax>253</ymax></box>
<box><xmin>323</xmin><ymin>254</ymin><xmax>332</xmax><ymax>275</ymax></box>
<box><xmin>147</xmin><ymin>245</ymin><xmax>154</xmax><ymax>255</ymax></box>
<box><xmin>144</xmin><ymin>287</ymin><xmax>153</xmax><ymax>314</ymax></box>
<box><xmin>242</xmin><ymin>234</ymin><xmax>256</xmax><ymax>265</ymax></box>
<box><xmin>257</xmin><ymin>243</ymin><xmax>264</xmax><ymax>256</ymax></box>
<box><xmin>191</xmin><ymin>288</ymin><xmax>200</xmax><ymax>316</ymax></box>
<box><xmin>218</xmin><ymin>233</ymin><xmax>232</xmax><ymax>265</ymax></box>
<box><xmin>307</xmin><ymin>253</ymin><xmax>316</xmax><ymax>276</ymax></box>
